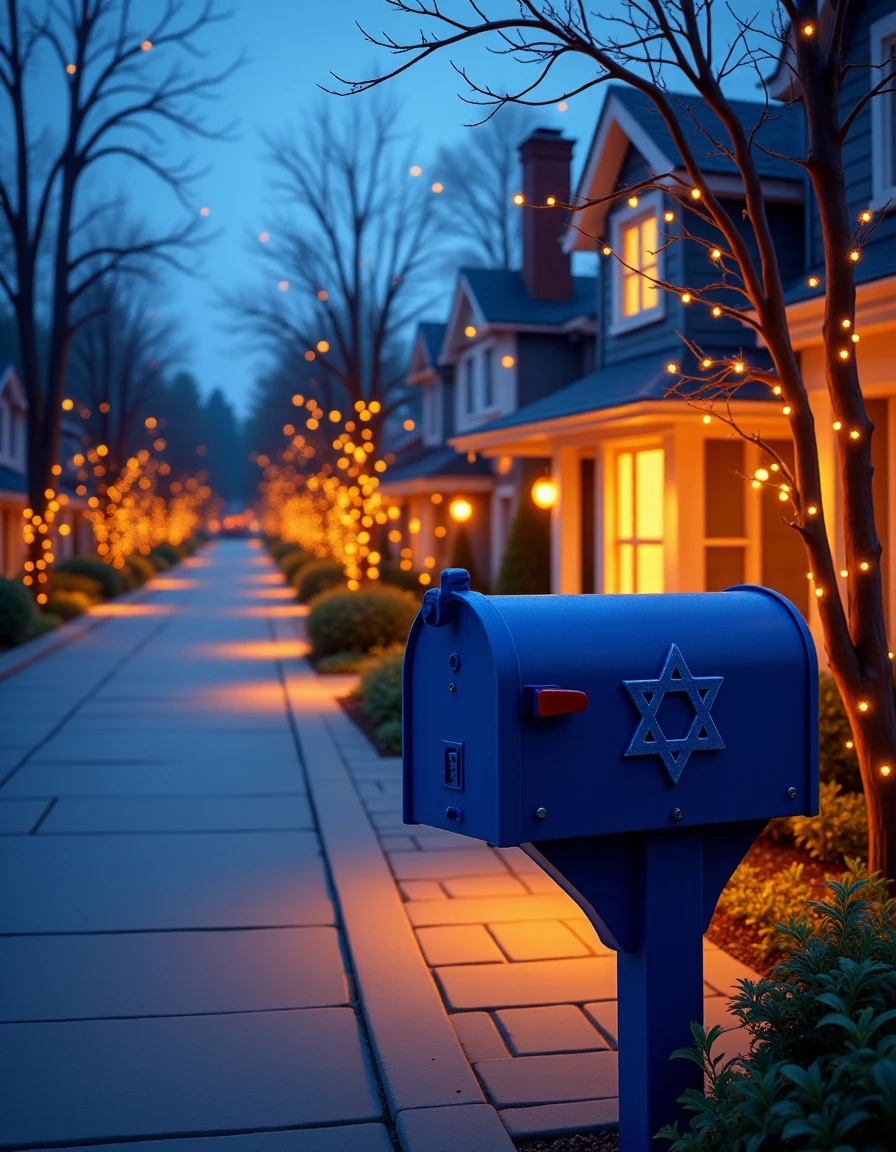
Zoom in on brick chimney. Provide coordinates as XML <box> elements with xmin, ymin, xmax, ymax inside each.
<box><xmin>519</xmin><ymin>128</ymin><xmax>573</xmax><ymax>301</ymax></box>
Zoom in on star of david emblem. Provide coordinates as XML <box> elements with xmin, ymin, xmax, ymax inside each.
<box><xmin>622</xmin><ymin>644</ymin><xmax>725</xmax><ymax>784</ymax></box>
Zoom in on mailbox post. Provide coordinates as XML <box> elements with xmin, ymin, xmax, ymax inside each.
<box><xmin>403</xmin><ymin>569</ymin><xmax>818</xmax><ymax>1150</ymax></box>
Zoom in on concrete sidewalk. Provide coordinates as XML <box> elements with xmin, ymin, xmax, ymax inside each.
<box><xmin>0</xmin><ymin>540</ymin><xmax>758</xmax><ymax>1152</ymax></box>
<box><xmin>0</xmin><ymin>542</ymin><xmax>390</xmax><ymax>1151</ymax></box>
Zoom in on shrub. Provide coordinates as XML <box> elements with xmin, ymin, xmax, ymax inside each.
<box><xmin>451</xmin><ymin>524</ymin><xmax>488</xmax><ymax>592</ymax></box>
<box><xmin>148</xmin><ymin>550</ymin><xmax>171</xmax><ymax>571</ymax></box>
<box><xmin>316</xmin><ymin>651</ymin><xmax>372</xmax><ymax>674</ymax></box>
<box><xmin>659</xmin><ymin>869</ymin><xmax>896</xmax><ymax>1150</ymax></box>
<box><xmin>379</xmin><ymin>563</ymin><xmax>424</xmax><ymax>594</ymax></box>
<box><xmin>268</xmin><ymin>539</ymin><xmax>296</xmax><ymax>561</ymax></box>
<box><xmin>280</xmin><ymin>548</ymin><xmax>313</xmax><ymax>583</ymax></box>
<box><xmin>151</xmin><ymin>542</ymin><xmax>181</xmax><ymax>568</ymax></box>
<box><xmin>124</xmin><ymin>554</ymin><xmax>155</xmax><ymax>584</ymax></box>
<box><xmin>297</xmin><ymin>559</ymin><xmax>346</xmax><ymax>603</ymax></box>
<box><xmin>45</xmin><ymin>589</ymin><xmax>92</xmax><ymax>620</ymax></box>
<box><xmin>819</xmin><ymin>672</ymin><xmax>862</xmax><ymax>791</ymax></box>
<box><xmin>56</xmin><ymin>556</ymin><xmax>123</xmax><ymax>599</ymax></box>
<box><xmin>306</xmin><ymin>586</ymin><xmax>417</xmax><ymax>659</ymax></box>
<box><xmin>50</xmin><ymin>571</ymin><xmax>102</xmax><ymax>598</ymax></box>
<box><xmin>30</xmin><ymin>612</ymin><xmax>61</xmax><ymax>638</ymax></box>
<box><xmin>0</xmin><ymin>577</ymin><xmax>35</xmax><ymax>647</ymax></box>
<box><xmin>717</xmin><ymin>860</ymin><xmax>819</xmax><ymax>961</ymax></box>
<box><xmin>355</xmin><ymin>647</ymin><xmax>404</xmax><ymax>753</ymax></box>
<box><xmin>790</xmin><ymin>779</ymin><xmax>868</xmax><ymax>863</ymax></box>
<box><xmin>495</xmin><ymin>498</ymin><xmax>550</xmax><ymax>595</ymax></box>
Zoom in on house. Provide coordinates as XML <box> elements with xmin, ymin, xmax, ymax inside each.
<box><xmin>380</xmin><ymin>129</ymin><xmax>597</xmax><ymax>585</ymax></box>
<box><xmin>451</xmin><ymin>13</ymin><xmax>896</xmax><ymax>658</ymax></box>
<box><xmin>0</xmin><ymin>359</ymin><xmax>28</xmax><ymax>576</ymax></box>
<box><xmin>0</xmin><ymin>358</ymin><xmax>93</xmax><ymax>577</ymax></box>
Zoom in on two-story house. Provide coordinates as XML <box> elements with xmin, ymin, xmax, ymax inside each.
<box><xmin>0</xmin><ymin>358</ymin><xmax>93</xmax><ymax>577</ymax></box>
<box><xmin>380</xmin><ymin>129</ymin><xmax>598</xmax><ymax>585</ymax></box>
<box><xmin>453</xmin><ymin>87</ymin><xmax>808</xmax><ymax>607</ymax></box>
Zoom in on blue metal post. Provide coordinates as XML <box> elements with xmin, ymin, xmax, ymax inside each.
<box><xmin>616</xmin><ymin>830</ymin><xmax>705</xmax><ymax>1150</ymax></box>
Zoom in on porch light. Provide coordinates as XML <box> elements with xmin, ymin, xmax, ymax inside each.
<box><xmin>449</xmin><ymin>498</ymin><xmax>473</xmax><ymax>523</ymax></box>
<box><xmin>501</xmin><ymin>354</ymin><xmax>515</xmax><ymax>368</ymax></box>
<box><xmin>531</xmin><ymin>478</ymin><xmax>558</xmax><ymax>510</ymax></box>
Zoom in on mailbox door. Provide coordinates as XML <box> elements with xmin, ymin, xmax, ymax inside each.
<box><xmin>489</xmin><ymin>589</ymin><xmax>817</xmax><ymax>842</ymax></box>
<box><xmin>403</xmin><ymin>594</ymin><xmax>522</xmax><ymax>844</ymax></box>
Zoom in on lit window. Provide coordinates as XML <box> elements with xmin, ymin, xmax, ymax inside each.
<box><xmin>615</xmin><ymin>448</ymin><xmax>664</xmax><ymax>592</ymax></box>
<box><xmin>483</xmin><ymin>348</ymin><xmax>494</xmax><ymax>409</ymax></box>
<box><xmin>621</xmin><ymin>213</ymin><xmax>658</xmax><ymax>317</ymax></box>
<box><xmin>871</xmin><ymin>15</ymin><xmax>896</xmax><ymax>201</ymax></box>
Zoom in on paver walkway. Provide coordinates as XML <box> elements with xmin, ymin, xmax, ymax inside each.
<box><xmin>0</xmin><ymin>543</ymin><xmax>390</xmax><ymax>1151</ymax></box>
<box><xmin>0</xmin><ymin>540</ymin><xmax>759</xmax><ymax>1152</ymax></box>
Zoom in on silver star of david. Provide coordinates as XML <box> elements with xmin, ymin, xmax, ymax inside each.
<box><xmin>622</xmin><ymin>644</ymin><xmax>725</xmax><ymax>784</ymax></box>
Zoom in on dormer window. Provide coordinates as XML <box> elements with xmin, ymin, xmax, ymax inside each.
<box><xmin>464</xmin><ymin>358</ymin><xmax>475</xmax><ymax>414</ymax></box>
<box><xmin>610</xmin><ymin>190</ymin><xmax>665</xmax><ymax>333</ymax></box>
<box><xmin>871</xmin><ymin>13</ymin><xmax>896</xmax><ymax>205</ymax></box>
<box><xmin>482</xmin><ymin>348</ymin><xmax>494</xmax><ymax>410</ymax></box>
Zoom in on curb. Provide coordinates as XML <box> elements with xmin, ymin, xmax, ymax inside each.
<box><xmin>272</xmin><ymin>618</ymin><xmax>515</xmax><ymax>1152</ymax></box>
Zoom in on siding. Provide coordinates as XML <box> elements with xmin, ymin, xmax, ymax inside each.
<box><xmin>515</xmin><ymin>333</ymin><xmax>590</xmax><ymax>409</ymax></box>
<box><xmin>807</xmin><ymin>0</ymin><xmax>896</xmax><ymax>269</ymax></box>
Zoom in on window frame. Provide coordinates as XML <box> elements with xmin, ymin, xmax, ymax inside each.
<box><xmin>608</xmin><ymin>189</ymin><xmax>667</xmax><ymax>335</ymax></box>
<box><xmin>871</xmin><ymin>13</ymin><xmax>896</xmax><ymax>208</ymax></box>
<box><xmin>612</xmin><ymin>443</ymin><xmax>665</xmax><ymax>593</ymax></box>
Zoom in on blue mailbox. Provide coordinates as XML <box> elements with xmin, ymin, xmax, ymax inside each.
<box><xmin>403</xmin><ymin>570</ymin><xmax>818</xmax><ymax>1150</ymax></box>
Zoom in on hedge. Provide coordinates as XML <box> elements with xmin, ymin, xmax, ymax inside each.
<box><xmin>56</xmin><ymin>556</ymin><xmax>123</xmax><ymax>599</ymax></box>
<box><xmin>0</xmin><ymin>577</ymin><xmax>35</xmax><ymax>647</ymax></box>
<box><xmin>296</xmin><ymin>559</ymin><xmax>346</xmax><ymax>603</ymax></box>
<box><xmin>306</xmin><ymin>585</ymin><xmax>417</xmax><ymax>659</ymax></box>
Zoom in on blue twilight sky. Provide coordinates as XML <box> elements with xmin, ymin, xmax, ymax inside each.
<box><xmin>28</xmin><ymin>1</ymin><xmax>776</xmax><ymax>415</ymax></box>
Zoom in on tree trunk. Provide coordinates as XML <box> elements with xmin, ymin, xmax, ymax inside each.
<box><xmin>846</xmin><ymin>689</ymin><xmax>896</xmax><ymax>881</ymax></box>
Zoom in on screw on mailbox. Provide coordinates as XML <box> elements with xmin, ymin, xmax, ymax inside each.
<box><xmin>449</xmin><ymin>652</ymin><xmax>460</xmax><ymax>671</ymax></box>
<box><xmin>403</xmin><ymin>568</ymin><xmax>819</xmax><ymax>1149</ymax></box>
<box><xmin>448</xmin><ymin>682</ymin><xmax>456</xmax><ymax>693</ymax></box>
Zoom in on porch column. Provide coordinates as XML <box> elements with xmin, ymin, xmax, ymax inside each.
<box><xmin>670</xmin><ymin>423</ymin><xmax>704</xmax><ymax>592</ymax></box>
<box><xmin>551</xmin><ymin>446</ymin><xmax>581</xmax><ymax>594</ymax></box>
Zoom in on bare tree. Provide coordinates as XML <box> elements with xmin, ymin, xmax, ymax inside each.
<box><xmin>431</xmin><ymin>103</ymin><xmax>535</xmax><ymax>268</ymax></box>
<box><xmin>0</xmin><ymin>0</ymin><xmax>238</xmax><ymax>569</ymax></box>
<box><xmin>66</xmin><ymin>275</ymin><xmax>184</xmax><ymax>473</ymax></box>
<box><xmin>336</xmin><ymin>2</ymin><xmax>896</xmax><ymax>884</ymax></box>
<box><xmin>229</xmin><ymin>96</ymin><xmax>443</xmax><ymax>451</ymax></box>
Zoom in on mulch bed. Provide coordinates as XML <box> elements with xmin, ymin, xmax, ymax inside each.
<box><xmin>705</xmin><ymin>832</ymin><xmax>834</xmax><ymax>972</ymax></box>
<box><xmin>337</xmin><ymin>693</ymin><xmax>396</xmax><ymax>757</ymax></box>
<box><xmin>517</xmin><ymin>1133</ymin><xmax>619</xmax><ymax>1152</ymax></box>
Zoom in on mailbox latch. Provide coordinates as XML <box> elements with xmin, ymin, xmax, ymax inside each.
<box><xmin>522</xmin><ymin>684</ymin><xmax>589</xmax><ymax>718</ymax></box>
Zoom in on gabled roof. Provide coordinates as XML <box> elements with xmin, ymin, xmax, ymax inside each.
<box><xmin>439</xmin><ymin>268</ymin><xmax>597</xmax><ymax>364</ymax></box>
<box><xmin>453</xmin><ymin>348</ymin><xmax>775</xmax><ymax>438</ymax></box>
<box><xmin>380</xmin><ymin>444</ymin><xmax>493</xmax><ymax>486</ymax></box>
<box><xmin>418</xmin><ymin>322</ymin><xmax>447</xmax><ymax>366</ymax></box>
<box><xmin>407</xmin><ymin>322</ymin><xmax>449</xmax><ymax>385</ymax></box>
<box><xmin>567</xmin><ymin>84</ymin><xmax>805</xmax><ymax>250</ymax></box>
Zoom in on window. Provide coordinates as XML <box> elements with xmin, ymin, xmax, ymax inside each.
<box><xmin>610</xmin><ymin>191</ymin><xmax>665</xmax><ymax>332</ymax></box>
<box><xmin>871</xmin><ymin>15</ymin><xmax>896</xmax><ymax>203</ymax></box>
<box><xmin>704</xmin><ymin>440</ymin><xmax>747</xmax><ymax>590</ymax></box>
<box><xmin>464</xmin><ymin>357</ymin><xmax>475</xmax><ymax>414</ymax></box>
<box><xmin>0</xmin><ymin>403</ymin><xmax>7</xmax><ymax>459</ymax></box>
<box><xmin>615</xmin><ymin>447</ymin><xmax>664</xmax><ymax>592</ymax></box>
<box><xmin>482</xmin><ymin>348</ymin><xmax>494</xmax><ymax>409</ymax></box>
<box><xmin>422</xmin><ymin>381</ymin><xmax>442</xmax><ymax>444</ymax></box>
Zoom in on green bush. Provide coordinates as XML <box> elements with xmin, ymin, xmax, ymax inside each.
<box><xmin>306</xmin><ymin>586</ymin><xmax>417</xmax><ymax>659</ymax></box>
<box><xmin>268</xmin><ymin>539</ymin><xmax>297</xmax><ymax>561</ymax></box>
<box><xmin>495</xmin><ymin>498</ymin><xmax>551</xmax><ymax>595</ymax></box>
<box><xmin>791</xmin><ymin>779</ymin><xmax>868</xmax><ymax>864</ymax></box>
<box><xmin>379</xmin><ymin>563</ymin><xmax>423</xmax><ymax>594</ymax></box>
<box><xmin>659</xmin><ymin>869</ymin><xmax>896</xmax><ymax>1150</ymax></box>
<box><xmin>50</xmin><ymin>571</ymin><xmax>102</xmax><ymax>598</ymax></box>
<box><xmin>0</xmin><ymin>577</ymin><xmax>35</xmax><ymax>647</ymax></box>
<box><xmin>124</xmin><ymin>554</ymin><xmax>155</xmax><ymax>584</ymax></box>
<box><xmin>354</xmin><ymin>647</ymin><xmax>404</xmax><ymax>753</ymax></box>
<box><xmin>45</xmin><ymin>589</ymin><xmax>92</xmax><ymax>620</ymax></box>
<box><xmin>316</xmin><ymin>651</ymin><xmax>372</xmax><ymax>674</ymax></box>
<box><xmin>451</xmin><ymin>524</ymin><xmax>488</xmax><ymax>592</ymax></box>
<box><xmin>151</xmin><ymin>542</ymin><xmax>181</xmax><ymax>568</ymax></box>
<box><xmin>56</xmin><ymin>556</ymin><xmax>123</xmax><ymax>599</ymax></box>
<box><xmin>717</xmin><ymin>860</ymin><xmax>818</xmax><ymax>961</ymax></box>
<box><xmin>297</xmin><ymin>559</ymin><xmax>346</xmax><ymax>604</ymax></box>
<box><xmin>148</xmin><ymin>550</ymin><xmax>171</xmax><ymax>571</ymax></box>
<box><xmin>819</xmin><ymin>672</ymin><xmax>862</xmax><ymax>791</ymax></box>
<box><xmin>280</xmin><ymin>548</ymin><xmax>314</xmax><ymax>584</ymax></box>
<box><xmin>30</xmin><ymin>612</ymin><xmax>61</xmax><ymax>638</ymax></box>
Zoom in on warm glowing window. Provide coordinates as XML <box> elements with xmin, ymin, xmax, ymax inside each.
<box><xmin>620</xmin><ymin>213</ymin><xmax>658</xmax><ymax>317</ymax></box>
<box><xmin>615</xmin><ymin>448</ymin><xmax>664</xmax><ymax>592</ymax></box>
